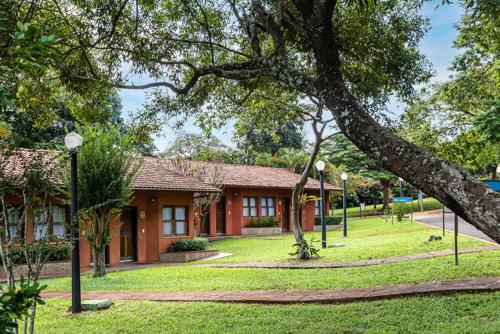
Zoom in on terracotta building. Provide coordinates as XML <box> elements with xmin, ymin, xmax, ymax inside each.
<box><xmin>2</xmin><ymin>151</ymin><xmax>338</xmax><ymax>271</ymax></box>
<box><xmin>184</xmin><ymin>162</ymin><xmax>339</xmax><ymax>236</ymax></box>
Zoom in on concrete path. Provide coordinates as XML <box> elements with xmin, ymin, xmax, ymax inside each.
<box><xmin>195</xmin><ymin>245</ymin><xmax>500</xmax><ymax>269</ymax></box>
<box><xmin>414</xmin><ymin>211</ymin><xmax>497</xmax><ymax>244</ymax></box>
<box><xmin>41</xmin><ymin>276</ymin><xmax>500</xmax><ymax>304</ymax></box>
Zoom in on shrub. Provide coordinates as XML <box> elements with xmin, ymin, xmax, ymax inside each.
<box><xmin>246</xmin><ymin>217</ymin><xmax>279</xmax><ymax>228</ymax></box>
<box><xmin>170</xmin><ymin>238</ymin><xmax>209</xmax><ymax>252</ymax></box>
<box><xmin>0</xmin><ymin>244</ymin><xmax>70</xmax><ymax>265</ymax></box>
<box><xmin>392</xmin><ymin>203</ymin><xmax>409</xmax><ymax>222</ymax></box>
<box><xmin>314</xmin><ymin>216</ymin><xmax>343</xmax><ymax>225</ymax></box>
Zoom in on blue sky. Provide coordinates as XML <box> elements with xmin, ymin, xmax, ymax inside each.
<box><xmin>118</xmin><ymin>2</ymin><xmax>463</xmax><ymax>152</ymax></box>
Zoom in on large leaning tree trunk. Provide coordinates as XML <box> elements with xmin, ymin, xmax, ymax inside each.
<box><xmin>327</xmin><ymin>85</ymin><xmax>499</xmax><ymax>238</ymax></box>
<box><xmin>283</xmin><ymin>2</ymin><xmax>499</xmax><ymax>242</ymax></box>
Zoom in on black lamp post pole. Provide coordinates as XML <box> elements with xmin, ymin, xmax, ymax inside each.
<box><xmin>319</xmin><ymin>170</ymin><xmax>327</xmax><ymax>249</ymax></box>
<box><xmin>342</xmin><ymin>179</ymin><xmax>347</xmax><ymax>237</ymax></box>
<box><xmin>70</xmin><ymin>150</ymin><xmax>81</xmax><ymax>313</ymax></box>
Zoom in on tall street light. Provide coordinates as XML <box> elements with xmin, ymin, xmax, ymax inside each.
<box><xmin>315</xmin><ymin>160</ymin><xmax>327</xmax><ymax>249</ymax></box>
<box><xmin>399</xmin><ymin>177</ymin><xmax>404</xmax><ymax>197</ymax></box>
<box><xmin>64</xmin><ymin>131</ymin><xmax>83</xmax><ymax>314</ymax></box>
<box><xmin>341</xmin><ymin>173</ymin><xmax>348</xmax><ymax>237</ymax></box>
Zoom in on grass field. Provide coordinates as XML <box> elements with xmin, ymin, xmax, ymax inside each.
<box><xmin>332</xmin><ymin>197</ymin><xmax>443</xmax><ymax>217</ymax></box>
<box><xmin>39</xmin><ymin>217</ymin><xmax>496</xmax><ymax>292</ymax></box>
<box><xmin>34</xmin><ymin>215</ymin><xmax>500</xmax><ymax>333</ymax></box>
<box><xmin>40</xmin><ymin>251</ymin><xmax>500</xmax><ymax>292</ymax></box>
<box><xmin>29</xmin><ymin>292</ymin><xmax>500</xmax><ymax>333</ymax></box>
<box><xmin>204</xmin><ymin>217</ymin><xmax>486</xmax><ymax>263</ymax></box>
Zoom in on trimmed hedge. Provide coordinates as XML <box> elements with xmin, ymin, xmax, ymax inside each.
<box><xmin>314</xmin><ymin>216</ymin><xmax>343</xmax><ymax>225</ymax></box>
<box><xmin>170</xmin><ymin>238</ymin><xmax>209</xmax><ymax>252</ymax></box>
<box><xmin>0</xmin><ymin>244</ymin><xmax>70</xmax><ymax>265</ymax></box>
<box><xmin>246</xmin><ymin>217</ymin><xmax>279</xmax><ymax>228</ymax></box>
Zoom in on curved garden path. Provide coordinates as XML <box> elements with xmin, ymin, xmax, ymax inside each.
<box><xmin>42</xmin><ymin>276</ymin><xmax>500</xmax><ymax>304</ymax></box>
<box><xmin>196</xmin><ymin>245</ymin><xmax>500</xmax><ymax>269</ymax></box>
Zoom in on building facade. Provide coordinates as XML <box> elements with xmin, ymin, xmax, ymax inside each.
<box><xmin>191</xmin><ymin>163</ymin><xmax>339</xmax><ymax>236</ymax></box>
<box><xmin>2</xmin><ymin>152</ymin><xmax>338</xmax><ymax>271</ymax></box>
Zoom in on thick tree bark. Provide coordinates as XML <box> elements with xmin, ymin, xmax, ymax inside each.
<box><xmin>381</xmin><ymin>180</ymin><xmax>390</xmax><ymax>211</ymax></box>
<box><xmin>323</xmin><ymin>84</ymin><xmax>500</xmax><ymax>242</ymax></box>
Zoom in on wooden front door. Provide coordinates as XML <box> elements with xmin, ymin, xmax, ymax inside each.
<box><xmin>120</xmin><ymin>207</ymin><xmax>137</xmax><ymax>261</ymax></box>
<box><xmin>282</xmin><ymin>198</ymin><xmax>290</xmax><ymax>231</ymax></box>
<box><xmin>216</xmin><ymin>197</ymin><xmax>226</xmax><ymax>234</ymax></box>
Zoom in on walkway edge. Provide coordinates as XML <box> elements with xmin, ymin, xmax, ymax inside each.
<box><xmin>42</xmin><ymin>276</ymin><xmax>500</xmax><ymax>305</ymax></box>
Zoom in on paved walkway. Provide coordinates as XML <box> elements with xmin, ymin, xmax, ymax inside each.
<box><xmin>194</xmin><ymin>245</ymin><xmax>500</xmax><ymax>269</ymax></box>
<box><xmin>42</xmin><ymin>276</ymin><xmax>500</xmax><ymax>304</ymax></box>
<box><xmin>414</xmin><ymin>211</ymin><xmax>497</xmax><ymax>243</ymax></box>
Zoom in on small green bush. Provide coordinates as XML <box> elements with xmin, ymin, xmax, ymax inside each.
<box><xmin>0</xmin><ymin>244</ymin><xmax>70</xmax><ymax>265</ymax></box>
<box><xmin>392</xmin><ymin>203</ymin><xmax>409</xmax><ymax>222</ymax></box>
<box><xmin>314</xmin><ymin>216</ymin><xmax>343</xmax><ymax>225</ymax></box>
<box><xmin>170</xmin><ymin>238</ymin><xmax>209</xmax><ymax>252</ymax></box>
<box><xmin>246</xmin><ymin>217</ymin><xmax>279</xmax><ymax>228</ymax></box>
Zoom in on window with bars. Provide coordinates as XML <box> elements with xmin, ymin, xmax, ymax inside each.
<box><xmin>242</xmin><ymin>197</ymin><xmax>257</xmax><ymax>217</ymax></box>
<box><xmin>261</xmin><ymin>197</ymin><xmax>275</xmax><ymax>216</ymax></box>
<box><xmin>162</xmin><ymin>206</ymin><xmax>187</xmax><ymax>236</ymax></box>
<box><xmin>52</xmin><ymin>206</ymin><xmax>67</xmax><ymax>239</ymax></box>
<box><xmin>35</xmin><ymin>206</ymin><xmax>67</xmax><ymax>240</ymax></box>
<box><xmin>34</xmin><ymin>211</ymin><xmax>49</xmax><ymax>240</ymax></box>
<box><xmin>315</xmin><ymin>200</ymin><xmax>321</xmax><ymax>216</ymax></box>
<box><xmin>6</xmin><ymin>207</ymin><xmax>21</xmax><ymax>239</ymax></box>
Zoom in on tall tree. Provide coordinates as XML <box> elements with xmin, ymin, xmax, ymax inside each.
<box><xmin>236</xmin><ymin>121</ymin><xmax>303</xmax><ymax>157</ymax></box>
<box><xmin>11</xmin><ymin>1</ymin><xmax>500</xmax><ymax>241</ymax></box>
<box><xmin>75</xmin><ymin>126</ymin><xmax>138</xmax><ymax>277</ymax></box>
<box><xmin>323</xmin><ymin>134</ymin><xmax>396</xmax><ymax>209</ymax></box>
<box><xmin>163</xmin><ymin>132</ymin><xmax>227</xmax><ymax>159</ymax></box>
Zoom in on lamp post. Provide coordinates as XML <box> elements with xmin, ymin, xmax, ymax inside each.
<box><xmin>315</xmin><ymin>160</ymin><xmax>327</xmax><ymax>249</ymax></box>
<box><xmin>64</xmin><ymin>131</ymin><xmax>83</xmax><ymax>314</ymax></box>
<box><xmin>398</xmin><ymin>177</ymin><xmax>404</xmax><ymax>197</ymax></box>
<box><xmin>341</xmin><ymin>173</ymin><xmax>348</xmax><ymax>237</ymax></box>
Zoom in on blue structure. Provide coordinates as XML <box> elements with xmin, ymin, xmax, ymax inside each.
<box><xmin>483</xmin><ymin>180</ymin><xmax>500</xmax><ymax>192</ymax></box>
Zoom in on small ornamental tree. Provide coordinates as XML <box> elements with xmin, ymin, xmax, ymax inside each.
<box><xmin>0</xmin><ymin>147</ymin><xmax>62</xmax><ymax>334</ymax></box>
<box><xmin>170</xmin><ymin>157</ymin><xmax>224</xmax><ymax>236</ymax></box>
<box><xmin>75</xmin><ymin>126</ymin><xmax>139</xmax><ymax>277</ymax></box>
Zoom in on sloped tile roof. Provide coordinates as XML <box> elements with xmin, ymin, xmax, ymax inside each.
<box><xmin>0</xmin><ymin>149</ymin><xmax>220</xmax><ymax>193</ymax></box>
<box><xmin>165</xmin><ymin>160</ymin><xmax>340</xmax><ymax>191</ymax></box>
<box><xmin>133</xmin><ymin>157</ymin><xmax>220</xmax><ymax>192</ymax></box>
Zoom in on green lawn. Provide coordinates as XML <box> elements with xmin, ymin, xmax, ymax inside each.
<box><xmin>40</xmin><ymin>217</ymin><xmax>496</xmax><ymax>292</ymax></box>
<box><xmin>205</xmin><ymin>217</ymin><xmax>486</xmax><ymax>263</ymax></box>
<box><xmin>41</xmin><ymin>250</ymin><xmax>500</xmax><ymax>292</ymax></box>
<box><xmin>29</xmin><ymin>293</ymin><xmax>500</xmax><ymax>333</ymax></box>
<box><xmin>333</xmin><ymin>197</ymin><xmax>443</xmax><ymax>217</ymax></box>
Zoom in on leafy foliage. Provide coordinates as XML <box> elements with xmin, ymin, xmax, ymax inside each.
<box><xmin>246</xmin><ymin>217</ymin><xmax>279</xmax><ymax>228</ymax></box>
<box><xmin>75</xmin><ymin>126</ymin><xmax>138</xmax><ymax>277</ymax></box>
<box><xmin>314</xmin><ymin>216</ymin><xmax>343</xmax><ymax>226</ymax></box>
<box><xmin>289</xmin><ymin>236</ymin><xmax>320</xmax><ymax>260</ymax></box>
<box><xmin>0</xmin><ymin>245</ymin><xmax>70</xmax><ymax>265</ymax></box>
<box><xmin>0</xmin><ymin>281</ymin><xmax>46</xmax><ymax>333</ymax></box>
<box><xmin>392</xmin><ymin>203</ymin><xmax>409</xmax><ymax>222</ymax></box>
<box><xmin>170</xmin><ymin>238</ymin><xmax>209</xmax><ymax>252</ymax></box>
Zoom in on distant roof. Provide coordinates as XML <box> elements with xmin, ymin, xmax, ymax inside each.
<box><xmin>166</xmin><ymin>160</ymin><xmax>340</xmax><ymax>191</ymax></box>
<box><xmin>133</xmin><ymin>157</ymin><xmax>220</xmax><ymax>192</ymax></box>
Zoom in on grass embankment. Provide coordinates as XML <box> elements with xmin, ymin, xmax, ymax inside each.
<box><xmin>31</xmin><ymin>293</ymin><xmax>500</xmax><ymax>333</ymax></box>
<box><xmin>205</xmin><ymin>217</ymin><xmax>485</xmax><ymax>263</ymax></box>
<box><xmin>333</xmin><ymin>197</ymin><xmax>442</xmax><ymax>217</ymax></box>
